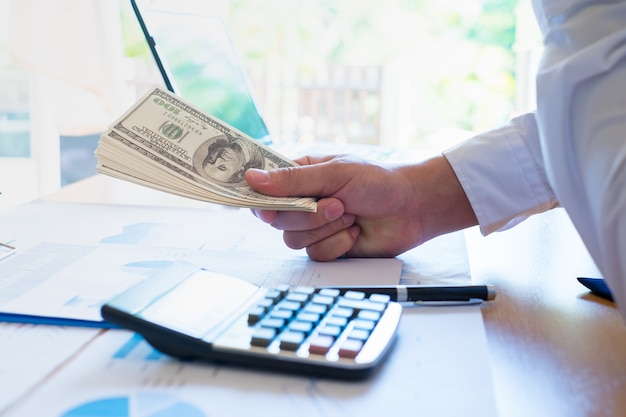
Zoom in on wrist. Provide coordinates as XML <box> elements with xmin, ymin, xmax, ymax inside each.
<box><xmin>397</xmin><ymin>155</ymin><xmax>478</xmax><ymax>243</ymax></box>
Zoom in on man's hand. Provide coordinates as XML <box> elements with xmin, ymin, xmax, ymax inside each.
<box><xmin>245</xmin><ymin>154</ymin><xmax>477</xmax><ymax>261</ymax></box>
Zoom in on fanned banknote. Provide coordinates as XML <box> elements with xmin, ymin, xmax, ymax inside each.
<box><xmin>95</xmin><ymin>87</ymin><xmax>317</xmax><ymax>211</ymax></box>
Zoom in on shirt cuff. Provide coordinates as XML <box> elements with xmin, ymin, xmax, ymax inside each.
<box><xmin>442</xmin><ymin>114</ymin><xmax>558</xmax><ymax>235</ymax></box>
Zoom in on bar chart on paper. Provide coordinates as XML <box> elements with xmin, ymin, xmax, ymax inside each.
<box><xmin>60</xmin><ymin>394</ymin><xmax>205</xmax><ymax>417</ymax></box>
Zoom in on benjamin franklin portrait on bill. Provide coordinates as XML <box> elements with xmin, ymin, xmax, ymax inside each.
<box><xmin>193</xmin><ymin>134</ymin><xmax>265</xmax><ymax>187</ymax></box>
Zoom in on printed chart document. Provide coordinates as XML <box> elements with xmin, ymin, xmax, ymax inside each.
<box><xmin>0</xmin><ymin>202</ymin><xmax>402</xmax><ymax>326</ymax></box>
<box><xmin>0</xmin><ymin>200</ymin><xmax>404</xmax><ymax>410</ymax></box>
<box><xmin>0</xmin><ymin>323</ymin><xmax>99</xmax><ymax>412</ymax></box>
<box><xmin>0</xmin><ymin>243</ymin><xmax>402</xmax><ymax>325</ymax></box>
<box><xmin>0</xmin><ymin>198</ymin><xmax>496</xmax><ymax>415</ymax></box>
<box><xmin>4</xmin><ymin>306</ymin><xmax>498</xmax><ymax>417</ymax></box>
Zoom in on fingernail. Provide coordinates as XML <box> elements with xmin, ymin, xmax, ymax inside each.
<box><xmin>342</xmin><ymin>214</ymin><xmax>356</xmax><ymax>225</ymax></box>
<box><xmin>349</xmin><ymin>224</ymin><xmax>360</xmax><ymax>239</ymax></box>
<box><xmin>324</xmin><ymin>202</ymin><xmax>344</xmax><ymax>220</ymax></box>
<box><xmin>247</xmin><ymin>168</ymin><xmax>270</xmax><ymax>184</ymax></box>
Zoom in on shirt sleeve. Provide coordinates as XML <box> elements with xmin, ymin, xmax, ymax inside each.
<box><xmin>442</xmin><ymin>112</ymin><xmax>559</xmax><ymax>235</ymax></box>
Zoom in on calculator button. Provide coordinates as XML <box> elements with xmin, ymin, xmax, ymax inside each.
<box><xmin>357</xmin><ymin>310</ymin><xmax>381</xmax><ymax>321</ymax></box>
<box><xmin>368</xmin><ymin>293</ymin><xmax>391</xmax><ymax>304</ymax></box>
<box><xmin>332</xmin><ymin>307</ymin><xmax>354</xmax><ymax>318</ymax></box>
<box><xmin>338</xmin><ymin>298</ymin><xmax>386</xmax><ymax>313</ymax></box>
<box><xmin>251</xmin><ymin>328</ymin><xmax>276</xmax><ymax>347</ymax></box>
<box><xmin>259</xmin><ymin>317</ymin><xmax>285</xmax><ymax>329</ymax></box>
<box><xmin>296</xmin><ymin>312</ymin><xmax>320</xmax><ymax>323</ymax></box>
<box><xmin>274</xmin><ymin>283</ymin><xmax>290</xmax><ymax>294</ymax></box>
<box><xmin>352</xmin><ymin>319</ymin><xmax>376</xmax><ymax>331</ymax></box>
<box><xmin>269</xmin><ymin>309</ymin><xmax>293</xmax><ymax>321</ymax></box>
<box><xmin>304</xmin><ymin>303</ymin><xmax>328</xmax><ymax>315</ymax></box>
<box><xmin>308</xmin><ymin>335</ymin><xmax>335</xmax><ymax>355</ymax></box>
<box><xmin>247</xmin><ymin>306</ymin><xmax>266</xmax><ymax>324</ymax></box>
<box><xmin>338</xmin><ymin>339</ymin><xmax>364</xmax><ymax>358</ymax></box>
<box><xmin>289</xmin><ymin>320</ymin><xmax>314</xmax><ymax>334</ymax></box>
<box><xmin>277</xmin><ymin>300</ymin><xmax>302</xmax><ymax>312</ymax></box>
<box><xmin>363</xmin><ymin>301</ymin><xmax>387</xmax><ymax>312</ymax></box>
<box><xmin>279</xmin><ymin>331</ymin><xmax>306</xmax><ymax>351</ymax></box>
<box><xmin>292</xmin><ymin>286</ymin><xmax>316</xmax><ymax>296</ymax></box>
<box><xmin>285</xmin><ymin>292</ymin><xmax>310</xmax><ymax>304</ymax></box>
<box><xmin>311</xmin><ymin>294</ymin><xmax>335</xmax><ymax>307</ymax></box>
<box><xmin>348</xmin><ymin>328</ymin><xmax>370</xmax><ymax>341</ymax></box>
<box><xmin>264</xmin><ymin>288</ymin><xmax>284</xmax><ymax>301</ymax></box>
<box><xmin>344</xmin><ymin>290</ymin><xmax>366</xmax><ymax>300</ymax></box>
<box><xmin>317</xmin><ymin>325</ymin><xmax>342</xmax><ymax>338</ymax></box>
<box><xmin>317</xmin><ymin>288</ymin><xmax>340</xmax><ymax>298</ymax></box>
<box><xmin>326</xmin><ymin>316</ymin><xmax>348</xmax><ymax>328</ymax></box>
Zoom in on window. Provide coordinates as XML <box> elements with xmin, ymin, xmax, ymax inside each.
<box><xmin>123</xmin><ymin>0</ymin><xmax>540</xmax><ymax>152</ymax></box>
<box><xmin>0</xmin><ymin>0</ymin><xmax>541</xmax><ymax>208</ymax></box>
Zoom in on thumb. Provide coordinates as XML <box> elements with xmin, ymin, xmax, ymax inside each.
<box><xmin>245</xmin><ymin>162</ymin><xmax>338</xmax><ymax>198</ymax></box>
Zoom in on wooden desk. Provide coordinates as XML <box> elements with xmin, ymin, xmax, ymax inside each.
<box><xmin>44</xmin><ymin>175</ymin><xmax>626</xmax><ymax>417</ymax></box>
<box><xmin>467</xmin><ymin>210</ymin><xmax>626</xmax><ymax>417</ymax></box>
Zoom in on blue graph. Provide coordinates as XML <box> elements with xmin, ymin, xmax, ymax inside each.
<box><xmin>61</xmin><ymin>394</ymin><xmax>205</xmax><ymax>417</ymax></box>
<box><xmin>100</xmin><ymin>223</ymin><xmax>162</xmax><ymax>244</ymax></box>
<box><xmin>112</xmin><ymin>333</ymin><xmax>164</xmax><ymax>361</ymax></box>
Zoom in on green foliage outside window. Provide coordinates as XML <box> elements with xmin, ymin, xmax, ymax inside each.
<box><xmin>228</xmin><ymin>0</ymin><xmax>520</xmax><ymax>143</ymax></box>
<box><xmin>122</xmin><ymin>0</ymin><xmax>522</xmax><ymax>147</ymax></box>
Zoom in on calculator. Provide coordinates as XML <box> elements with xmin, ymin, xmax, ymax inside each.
<box><xmin>101</xmin><ymin>262</ymin><xmax>402</xmax><ymax>379</ymax></box>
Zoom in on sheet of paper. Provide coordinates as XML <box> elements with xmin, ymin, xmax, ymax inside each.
<box><xmin>0</xmin><ymin>243</ymin><xmax>401</xmax><ymax>323</ymax></box>
<box><xmin>398</xmin><ymin>229</ymin><xmax>471</xmax><ymax>285</ymax></box>
<box><xmin>0</xmin><ymin>323</ymin><xmax>99</xmax><ymax>412</ymax></box>
<box><xmin>0</xmin><ymin>200</ymin><xmax>291</xmax><ymax>253</ymax></box>
<box><xmin>0</xmin><ymin>200</ymin><xmax>475</xmax><ymax>413</ymax></box>
<box><xmin>4</xmin><ymin>306</ymin><xmax>498</xmax><ymax>417</ymax></box>
<box><xmin>0</xmin><ymin>201</ymin><xmax>402</xmax><ymax>325</ymax></box>
<box><xmin>0</xmin><ymin>201</ymin><xmax>469</xmax><ymax>281</ymax></box>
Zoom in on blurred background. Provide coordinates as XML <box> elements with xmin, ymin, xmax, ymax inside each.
<box><xmin>0</xmin><ymin>0</ymin><xmax>541</xmax><ymax>209</ymax></box>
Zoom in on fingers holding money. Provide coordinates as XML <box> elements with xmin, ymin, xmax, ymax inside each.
<box><xmin>251</xmin><ymin>197</ymin><xmax>358</xmax><ymax>260</ymax></box>
<box><xmin>251</xmin><ymin>198</ymin><xmax>345</xmax><ymax>231</ymax></box>
<box><xmin>301</xmin><ymin>224</ymin><xmax>361</xmax><ymax>262</ymax></box>
<box><xmin>281</xmin><ymin>211</ymin><xmax>356</xmax><ymax>248</ymax></box>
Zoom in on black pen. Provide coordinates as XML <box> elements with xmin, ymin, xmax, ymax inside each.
<box><xmin>324</xmin><ymin>284</ymin><xmax>496</xmax><ymax>302</ymax></box>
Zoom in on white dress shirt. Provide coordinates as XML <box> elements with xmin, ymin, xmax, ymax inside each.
<box><xmin>443</xmin><ymin>0</ymin><xmax>626</xmax><ymax>320</ymax></box>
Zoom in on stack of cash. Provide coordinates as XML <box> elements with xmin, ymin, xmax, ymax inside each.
<box><xmin>95</xmin><ymin>87</ymin><xmax>317</xmax><ymax>211</ymax></box>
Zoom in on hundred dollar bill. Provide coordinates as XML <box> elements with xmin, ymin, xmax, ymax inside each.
<box><xmin>96</xmin><ymin>87</ymin><xmax>317</xmax><ymax>211</ymax></box>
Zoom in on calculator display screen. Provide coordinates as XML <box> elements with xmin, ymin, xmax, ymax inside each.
<box><xmin>138</xmin><ymin>270</ymin><xmax>259</xmax><ymax>338</ymax></box>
